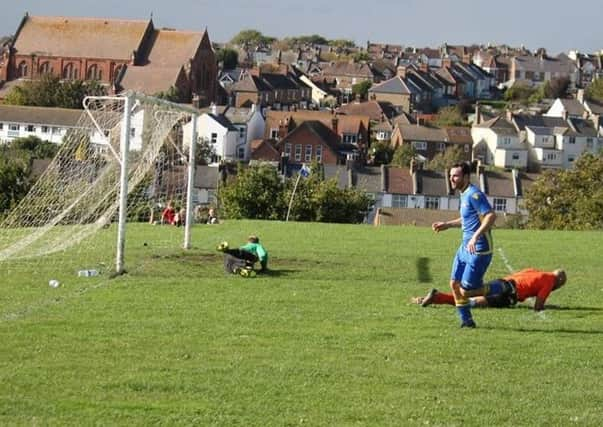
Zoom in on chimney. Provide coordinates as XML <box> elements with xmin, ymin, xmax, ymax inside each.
<box><xmin>474</xmin><ymin>102</ymin><xmax>481</xmax><ymax>125</ymax></box>
<box><xmin>396</xmin><ymin>66</ymin><xmax>406</xmax><ymax>78</ymax></box>
<box><xmin>512</xmin><ymin>168</ymin><xmax>520</xmax><ymax>197</ymax></box>
<box><xmin>562</xmin><ymin>109</ymin><xmax>568</xmax><ymax>121</ymax></box>
<box><xmin>251</xmin><ymin>103</ymin><xmax>256</xmax><ymax>113</ymax></box>
<box><xmin>380</xmin><ymin>164</ymin><xmax>388</xmax><ymax>192</ymax></box>
<box><xmin>210</xmin><ymin>103</ymin><xmax>217</xmax><ymax>115</ymax></box>
<box><xmin>442</xmin><ymin>58</ymin><xmax>452</xmax><ymax>69</ymax></box>
<box><xmin>462</xmin><ymin>53</ymin><xmax>472</xmax><ymax>64</ymax></box>
<box><xmin>331</xmin><ymin>116</ymin><xmax>339</xmax><ymax>134</ymax></box>
<box><xmin>593</xmin><ymin>114</ymin><xmax>601</xmax><ymax>135</ymax></box>
<box><xmin>419</xmin><ymin>62</ymin><xmax>429</xmax><ymax>72</ymax></box>
<box><xmin>506</xmin><ymin>109</ymin><xmax>513</xmax><ymax>122</ymax></box>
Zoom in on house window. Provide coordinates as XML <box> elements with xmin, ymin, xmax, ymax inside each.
<box><xmin>130</xmin><ymin>128</ymin><xmax>136</xmax><ymax>138</ymax></box>
<box><xmin>493</xmin><ymin>198</ymin><xmax>507</xmax><ymax>212</ymax></box>
<box><xmin>437</xmin><ymin>143</ymin><xmax>446</xmax><ymax>151</ymax></box>
<box><xmin>284</xmin><ymin>143</ymin><xmax>292</xmax><ymax>157</ymax></box>
<box><xmin>270</xmin><ymin>128</ymin><xmax>279</xmax><ymax>139</ymax></box>
<box><xmin>412</xmin><ymin>141</ymin><xmax>427</xmax><ymax>151</ymax></box>
<box><xmin>294</xmin><ymin>144</ymin><xmax>302</xmax><ymax>161</ymax></box>
<box><xmin>512</xmin><ymin>153</ymin><xmax>520</xmax><ymax>160</ymax></box>
<box><xmin>464</xmin><ymin>144</ymin><xmax>470</xmax><ymax>153</ymax></box>
<box><xmin>0</xmin><ymin>123</ymin><xmax>3</xmax><ymax>130</ymax></box>
<box><xmin>425</xmin><ymin>196</ymin><xmax>439</xmax><ymax>210</ymax></box>
<box><xmin>27</xmin><ymin>125</ymin><xmax>35</xmax><ymax>132</ymax></box>
<box><xmin>39</xmin><ymin>62</ymin><xmax>51</xmax><ymax>75</ymax></box>
<box><xmin>17</xmin><ymin>61</ymin><xmax>28</xmax><ymax>77</ymax></box>
<box><xmin>568</xmin><ymin>155</ymin><xmax>575</xmax><ymax>163</ymax></box>
<box><xmin>392</xmin><ymin>194</ymin><xmax>407</xmax><ymax>208</ymax></box>
<box><xmin>211</xmin><ymin>133</ymin><xmax>217</xmax><ymax>143</ymax></box>
<box><xmin>569</xmin><ymin>136</ymin><xmax>576</xmax><ymax>144</ymax></box>
<box><xmin>316</xmin><ymin>145</ymin><xmax>323</xmax><ymax>162</ymax></box>
<box><xmin>41</xmin><ymin>126</ymin><xmax>49</xmax><ymax>133</ymax></box>
<box><xmin>586</xmin><ymin>138</ymin><xmax>594</xmax><ymax>149</ymax></box>
<box><xmin>542</xmin><ymin>136</ymin><xmax>549</xmax><ymax>144</ymax></box>
<box><xmin>305</xmin><ymin>144</ymin><xmax>312</xmax><ymax>162</ymax></box>
<box><xmin>238</xmin><ymin>147</ymin><xmax>245</xmax><ymax>159</ymax></box>
<box><xmin>9</xmin><ymin>124</ymin><xmax>19</xmax><ymax>131</ymax></box>
<box><xmin>238</xmin><ymin>127</ymin><xmax>245</xmax><ymax>139</ymax></box>
<box><xmin>502</xmin><ymin>137</ymin><xmax>511</xmax><ymax>145</ymax></box>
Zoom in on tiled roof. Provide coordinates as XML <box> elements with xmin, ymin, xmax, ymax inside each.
<box><xmin>398</xmin><ymin>124</ymin><xmax>447</xmax><ymax>142</ymax></box>
<box><xmin>119</xmin><ymin>65</ymin><xmax>183</xmax><ymax>94</ymax></box>
<box><xmin>387</xmin><ymin>167</ymin><xmax>413</xmax><ymax>194</ymax></box>
<box><xmin>513</xmin><ymin>55</ymin><xmax>578</xmax><ymax>73</ymax></box>
<box><xmin>323</xmin><ymin>165</ymin><xmax>350</xmax><ymax>189</ymax></box>
<box><xmin>369</xmin><ymin>76</ymin><xmax>416</xmax><ymax>95</ymax></box>
<box><xmin>265</xmin><ymin>110</ymin><xmax>369</xmax><ymax>136</ymax></box>
<box><xmin>337</xmin><ymin>101</ymin><xmax>395</xmax><ymax>121</ymax></box>
<box><xmin>321</xmin><ymin>62</ymin><xmax>374</xmax><ymax>78</ymax></box>
<box><xmin>14</xmin><ymin>16</ymin><xmax>149</xmax><ymax>60</ymax></box>
<box><xmin>418</xmin><ymin>170</ymin><xmax>448</xmax><ymax>196</ymax></box>
<box><xmin>354</xmin><ymin>166</ymin><xmax>383</xmax><ymax>192</ymax></box>
<box><xmin>444</xmin><ymin>126</ymin><xmax>472</xmax><ymax>144</ymax></box>
<box><xmin>484</xmin><ymin>170</ymin><xmax>515</xmax><ymax>197</ymax></box>
<box><xmin>0</xmin><ymin>104</ymin><xmax>82</xmax><ymax>126</ymax></box>
<box><xmin>194</xmin><ymin>165</ymin><xmax>219</xmax><ymax>189</ymax></box>
<box><xmin>559</xmin><ymin>99</ymin><xmax>587</xmax><ymax>116</ymax></box>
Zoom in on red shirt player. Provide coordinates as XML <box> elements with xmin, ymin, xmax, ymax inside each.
<box><xmin>414</xmin><ymin>268</ymin><xmax>566</xmax><ymax>311</ymax></box>
<box><xmin>161</xmin><ymin>202</ymin><xmax>176</xmax><ymax>225</ymax></box>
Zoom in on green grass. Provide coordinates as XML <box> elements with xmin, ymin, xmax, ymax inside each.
<box><xmin>1</xmin><ymin>221</ymin><xmax>603</xmax><ymax>426</ymax></box>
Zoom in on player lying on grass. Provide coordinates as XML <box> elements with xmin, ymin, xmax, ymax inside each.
<box><xmin>216</xmin><ymin>235</ymin><xmax>268</xmax><ymax>277</ymax></box>
<box><xmin>412</xmin><ymin>268</ymin><xmax>566</xmax><ymax>311</ymax></box>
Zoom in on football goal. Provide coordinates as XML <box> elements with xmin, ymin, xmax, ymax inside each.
<box><xmin>0</xmin><ymin>91</ymin><xmax>201</xmax><ymax>281</ymax></box>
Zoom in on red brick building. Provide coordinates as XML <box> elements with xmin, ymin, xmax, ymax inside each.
<box><xmin>0</xmin><ymin>14</ymin><xmax>217</xmax><ymax>105</ymax></box>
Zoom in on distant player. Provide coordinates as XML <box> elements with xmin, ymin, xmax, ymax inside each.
<box><xmin>432</xmin><ymin>162</ymin><xmax>496</xmax><ymax>328</ymax></box>
<box><xmin>413</xmin><ymin>268</ymin><xmax>567</xmax><ymax>311</ymax></box>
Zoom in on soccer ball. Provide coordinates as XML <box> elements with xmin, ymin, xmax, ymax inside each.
<box><xmin>48</xmin><ymin>279</ymin><xmax>60</xmax><ymax>288</ymax></box>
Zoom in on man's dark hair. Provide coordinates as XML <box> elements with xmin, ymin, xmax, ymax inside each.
<box><xmin>452</xmin><ymin>162</ymin><xmax>472</xmax><ymax>176</ymax></box>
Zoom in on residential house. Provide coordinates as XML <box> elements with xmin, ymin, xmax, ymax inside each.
<box><xmin>276</xmin><ymin>120</ymin><xmax>347</xmax><ymax>165</ymax></box>
<box><xmin>183</xmin><ymin>105</ymin><xmax>238</xmax><ymax>164</ymax></box>
<box><xmin>471</xmin><ymin>114</ymin><xmax>528</xmax><ymax>169</ymax></box>
<box><xmin>508</xmin><ymin>53</ymin><xmax>579</xmax><ymax>89</ymax></box>
<box><xmin>264</xmin><ymin>110</ymin><xmax>370</xmax><ymax>159</ymax></box>
<box><xmin>0</xmin><ymin>104</ymin><xmax>111</xmax><ymax>146</ymax></box>
<box><xmin>390</xmin><ymin>123</ymin><xmax>472</xmax><ymax>162</ymax></box>
<box><xmin>320</xmin><ymin>61</ymin><xmax>374</xmax><ymax>103</ymax></box>
<box><xmin>223</xmin><ymin>105</ymin><xmax>265</xmax><ymax>161</ymax></box>
<box><xmin>0</xmin><ymin>14</ymin><xmax>217</xmax><ymax>105</ymax></box>
<box><xmin>229</xmin><ymin>68</ymin><xmax>311</xmax><ymax>111</ymax></box>
<box><xmin>368</xmin><ymin>75</ymin><xmax>419</xmax><ymax>114</ymax></box>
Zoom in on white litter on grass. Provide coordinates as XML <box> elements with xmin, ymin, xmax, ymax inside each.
<box><xmin>48</xmin><ymin>279</ymin><xmax>60</xmax><ymax>288</ymax></box>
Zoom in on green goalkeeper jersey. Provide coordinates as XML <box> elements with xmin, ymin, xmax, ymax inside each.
<box><xmin>240</xmin><ymin>242</ymin><xmax>268</xmax><ymax>269</ymax></box>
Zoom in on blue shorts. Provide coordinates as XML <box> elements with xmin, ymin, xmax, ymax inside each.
<box><xmin>450</xmin><ymin>246</ymin><xmax>492</xmax><ymax>290</ymax></box>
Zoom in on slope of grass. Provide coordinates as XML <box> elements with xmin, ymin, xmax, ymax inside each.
<box><xmin>1</xmin><ymin>220</ymin><xmax>602</xmax><ymax>425</ymax></box>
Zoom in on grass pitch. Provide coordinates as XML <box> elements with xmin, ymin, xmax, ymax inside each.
<box><xmin>1</xmin><ymin>220</ymin><xmax>603</xmax><ymax>425</ymax></box>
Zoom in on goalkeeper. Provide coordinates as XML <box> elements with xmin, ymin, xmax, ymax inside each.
<box><xmin>217</xmin><ymin>235</ymin><xmax>268</xmax><ymax>277</ymax></box>
<box><xmin>412</xmin><ymin>268</ymin><xmax>566</xmax><ymax>311</ymax></box>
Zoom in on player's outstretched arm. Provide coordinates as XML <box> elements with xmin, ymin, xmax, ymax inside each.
<box><xmin>432</xmin><ymin>217</ymin><xmax>461</xmax><ymax>232</ymax></box>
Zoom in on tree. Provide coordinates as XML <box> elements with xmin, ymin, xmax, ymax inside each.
<box><xmin>427</xmin><ymin>145</ymin><xmax>466</xmax><ymax>171</ymax></box>
<box><xmin>523</xmin><ymin>153</ymin><xmax>603</xmax><ymax>230</ymax></box>
<box><xmin>545</xmin><ymin>77</ymin><xmax>570</xmax><ymax>99</ymax></box>
<box><xmin>219</xmin><ymin>165</ymin><xmax>286</xmax><ymax>220</ymax></box>
<box><xmin>504</xmin><ymin>82</ymin><xmax>537</xmax><ymax>105</ymax></box>
<box><xmin>432</xmin><ymin>106</ymin><xmax>466</xmax><ymax>127</ymax></box>
<box><xmin>218</xmin><ymin>163</ymin><xmax>372</xmax><ymax>223</ymax></box>
<box><xmin>391</xmin><ymin>144</ymin><xmax>417</xmax><ymax>168</ymax></box>
<box><xmin>351</xmin><ymin>80</ymin><xmax>372</xmax><ymax>101</ymax></box>
<box><xmin>3</xmin><ymin>74</ymin><xmax>107</xmax><ymax>109</ymax></box>
<box><xmin>231</xmin><ymin>29</ymin><xmax>275</xmax><ymax>46</ymax></box>
<box><xmin>585</xmin><ymin>78</ymin><xmax>603</xmax><ymax>103</ymax></box>
<box><xmin>216</xmin><ymin>47</ymin><xmax>239</xmax><ymax>69</ymax></box>
<box><xmin>153</xmin><ymin>86</ymin><xmax>182</xmax><ymax>103</ymax></box>
<box><xmin>369</xmin><ymin>141</ymin><xmax>394</xmax><ymax>165</ymax></box>
<box><xmin>9</xmin><ymin>135</ymin><xmax>58</xmax><ymax>159</ymax></box>
<box><xmin>0</xmin><ymin>156</ymin><xmax>30</xmax><ymax>215</ymax></box>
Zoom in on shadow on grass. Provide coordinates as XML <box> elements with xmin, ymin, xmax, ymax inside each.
<box><xmin>482</xmin><ymin>326</ymin><xmax>603</xmax><ymax>335</ymax></box>
<box><xmin>416</xmin><ymin>257</ymin><xmax>432</xmax><ymax>283</ymax></box>
<box><xmin>512</xmin><ymin>305</ymin><xmax>603</xmax><ymax>312</ymax></box>
<box><xmin>257</xmin><ymin>268</ymin><xmax>298</xmax><ymax>277</ymax></box>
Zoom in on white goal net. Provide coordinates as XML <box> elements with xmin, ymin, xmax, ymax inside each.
<box><xmin>0</xmin><ymin>92</ymin><xmax>200</xmax><ymax>283</ymax></box>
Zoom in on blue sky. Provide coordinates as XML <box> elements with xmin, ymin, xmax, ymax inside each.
<box><xmin>1</xmin><ymin>0</ymin><xmax>602</xmax><ymax>55</ymax></box>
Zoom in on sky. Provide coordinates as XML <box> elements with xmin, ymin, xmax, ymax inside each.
<box><xmin>1</xmin><ymin>0</ymin><xmax>602</xmax><ymax>55</ymax></box>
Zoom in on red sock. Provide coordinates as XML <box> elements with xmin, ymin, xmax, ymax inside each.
<box><xmin>434</xmin><ymin>292</ymin><xmax>455</xmax><ymax>305</ymax></box>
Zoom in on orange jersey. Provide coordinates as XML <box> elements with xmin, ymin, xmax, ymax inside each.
<box><xmin>504</xmin><ymin>269</ymin><xmax>557</xmax><ymax>303</ymax></box>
